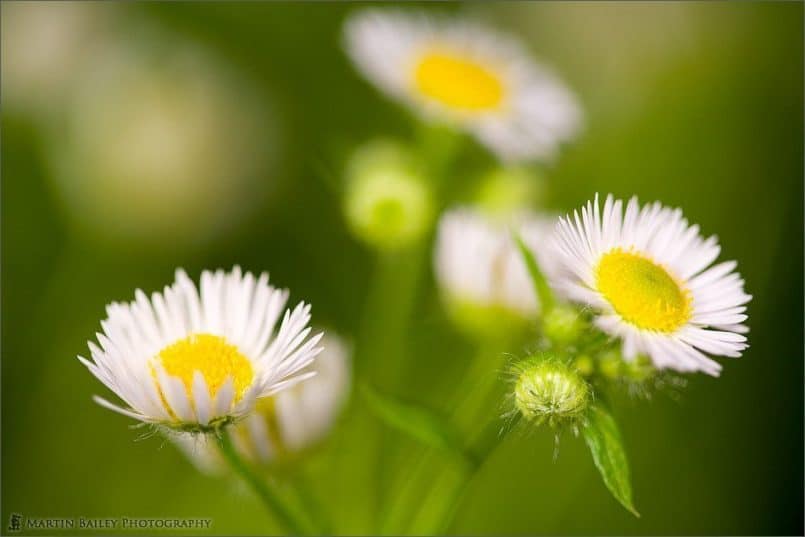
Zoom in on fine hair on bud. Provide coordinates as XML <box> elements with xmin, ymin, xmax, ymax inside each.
<box><xmin>510</xmin><ymin>354</ymin><xmax>591</xmax><ymax>429</ymax></box>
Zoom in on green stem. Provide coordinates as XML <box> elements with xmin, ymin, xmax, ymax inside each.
<box><xmin>288</xmin><ymin>470</ymin><xmax>333</xmax><ymax>534</ymax></box>
<box><xmin>363</xmin><ymin>246</ymin><xmax>425</xmax><ymax>387</ymax></box>
<box><xmin>414</xmin><ymin>122</ymin><xmax>463</xmax><ymax>195</ymax></box>
<box><xmin>388</xmin><ymin>339</ymin><xmax>507</xmax><ymax>533</ymax></box>
<box><xmin>452</xmin><ymin>338</ymin><xmax>509</xmax><ymax>434</ymax></box>
<box><xmin>355</xmin><ymin>245</ymin><xmax>427</xmax><ymax>530</ymax></box>
<box><xmin>216</xmin><ymin>433</ymin><xmax>310</xmax><ymax>535</ymax></box>
<box><xmin>371</xmin><ymin>121</ymin><xmax>463</xmax><ymax>533</ymax></box>
<box><xmin>432</xmin><ymin>413</ymin><xmax>522</xmax><ymax>534</ymax></box>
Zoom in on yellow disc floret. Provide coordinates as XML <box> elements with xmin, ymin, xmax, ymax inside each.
<box><xmin>414</xmin><ymin>50</ymin><xmax>505</xmax><ymax>112</ymax></box>
<box><xmin>596</xmin><ymin>248</ymin><xmax>691</xmax><ymax>332</ymax></box>
<box><xmin>154</xmin><ymin>333</ymin><xmax>254</xmax><ymax>405</ymax></box>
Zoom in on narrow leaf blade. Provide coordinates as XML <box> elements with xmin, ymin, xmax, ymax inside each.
<box><xmin>513</xmin><ymin>233</ymin><xmax>555</xmax><ymax>313</ymax></box>
<box><xmin>360</xmin><ymin>383</ymin><xmax>472</xmax><ymax>464</ymax></box>
<box><xmin>581</xmin><ymin>404</ymin><xmax>639</xmax><ymax>517</ymax></box>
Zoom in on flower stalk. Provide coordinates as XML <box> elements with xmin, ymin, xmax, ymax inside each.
<box><xmin>217</xmin><ymin>432</ymin><xmax>313</xmax><ymax>535</ymax></box>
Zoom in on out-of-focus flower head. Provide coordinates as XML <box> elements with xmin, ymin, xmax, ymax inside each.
<box><xmin>434</xmin><ymin>207</ymin><xmax>560</xmax><ymax>340</ymax></box>
<box><xmin>46</xmin><ymin>31</ymin><xmax>275</xmax><ymax>247</ymax></box>
<box><xmin>344</xmin><ymin>9</ymin><xmax>582</xmax><ymax>163</ymax></box>
<box><xmin>343</xmin><ymin>139</ymin><xmax>435</xmax><ymax>251</ymax></box>
<box><xmin>1</xmin><ymin>1</ymin><xmax>114</xmax><ymax>117</ymax></box>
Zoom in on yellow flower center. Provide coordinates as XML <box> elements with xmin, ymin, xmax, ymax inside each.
<box><xmin>154</xmin><ymin>333</ymin><xmax>254</xmax><ymax>405</ymax></box>
<box><xmin>596</xmin><ymin>249</ymin><xmax>691</xmax><ymax>333</ymax></box>
<box><xmin>413</xmin><ymin>50</ymin><xmax>505</xmax><ymax>112</ymax></box>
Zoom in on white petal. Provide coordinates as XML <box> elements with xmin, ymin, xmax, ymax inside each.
<box><xmin>192</xmin><ymin>372</ymin><xmax>213</xmax><ymax>426</ymax></box>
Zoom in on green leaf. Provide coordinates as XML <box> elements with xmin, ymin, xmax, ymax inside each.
<box><xmin>581</xmin><ymin>404</ymin><xmax>640</xmax><ymax>517</ymax></box>
<box><xmin>513</xmin><ymin>233</ymin><xmax>556</xmax><ymax>313</ymax></box>
<box><xmin>360</xmin><ymin>383</ymin><xmax>475</xmax><ymax>466</ymax></box>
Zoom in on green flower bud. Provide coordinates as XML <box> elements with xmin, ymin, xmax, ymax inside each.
<box><xmin>542</xmin><ymin>304</ymin><xmax>587</xmax><ymax>346</ymax></box>
<box><xmin>599</xmin><ymin>349</ymin><xmax>624</xmax><ymax>380</ymax></box>
<box><xmin>473</xmin><ymin>166</ymin><xmax>545</xmax><ymax>217</ymax></box>
<box><xmin>573</xmin><ymin>354</ymin><xmax>595</xmax><ymax>377</ymax></box>
<box><xmin>596</xmin><ymin>349</ymin><xmax>659</xmax><ymax>398</ymax></box>
<box><xmin>513</xmin><ymin>358</ymin><xmax>590</xmax><ymax>428</ymax></box>
<box><xmin>344</xmin><ymin>140</ymin><xmax>434</xmax><ymax>250</ymax></box>
<box><xmin>599</xmin><ymin>349</ymin><xmax>657</xmax><ymax>383</ymax></box>
<box><xmin>622</xmin><ymin>354</ymin><xmax>656</xmax><ymax>384</ymax></box>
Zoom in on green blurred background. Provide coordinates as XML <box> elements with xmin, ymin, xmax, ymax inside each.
<box><xmin>2</xmin><ymin>2</ymin><xmax>802</xmax><ymax>535</ymax></box>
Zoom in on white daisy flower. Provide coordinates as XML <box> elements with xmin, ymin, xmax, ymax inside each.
<box><xmin>79</xmin><ymin>267</ymin><xmax>323</xmax><ymax>432</ymax></box>
<box><xmin>172</xmin><ymin>333</ymin><xmax>350</xmax><ymax>470</ymax></box>
<box><xmin>344</xmin><ymin>9</ymin><xmax>582</xmax><ymax>162</ymax></box>
<box><xmin>435</xmin><ymin>207</ymin><xmax>560</xmax><ymax>324</ymax></box>
<box><xmin>553</xmin><ymin>194</ymin><xmax>751</xmax><ymax>376</ymax></box>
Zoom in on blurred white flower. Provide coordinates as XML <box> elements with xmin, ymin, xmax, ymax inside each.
<box><xmin>46</xmin><ymin>35</ymin><xmax>275</xmax><ymax>245</ymax></box>
<box><xmin>344</xmin><ymin>9</ymin><xmax>582</xmax><ymax>162</ymax></box>
<box><xmin>235</xmin><ymin>333</ymin><xmax>351</xmax><ymax>463</ymax></box>
<box><xmin>434</xmin><ymin>207</ymin><xmax>559</xmax><ymax>337</ymax></box>
<box><xmin>171</xmin><ymin>433</ymin><xmax>222</xmax><ymax>475</ymax></box>
<box><xmin>1</xmin><ymin>1</ymin><xmax>113</xmax><ymax>116</ymax></box>
<box><xmin>79</xmin><ymin>267</ymin><xmax>323</xmax><ymax>432</ymax></box>
<box><xmin>553</xmin><ymin>194</ymin><xmax>751</xmax><ymax>376</ymax></box>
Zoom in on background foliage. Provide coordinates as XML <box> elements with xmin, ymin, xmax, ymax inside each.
<box><xmin>2</xmin><ymin>2</ymin><xmax>803</xmax><ymax>535</ymax></box>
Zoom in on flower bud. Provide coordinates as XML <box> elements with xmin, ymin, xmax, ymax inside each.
<box><xmin>473</xmin><ymin>166</ymin><xmax>545</xmax><ymax>218</ymax></box>
<box><xmin>542</xmin><ymin>304</ymin><xmax>587</xmax><ymax>346</ymax></box>
<box><xmin>599</xmin><ymin>349</ymin><xmax>656</xmax><ymax>384</ymax></box>
<box><xmin>599</xmin><ymin>349</ymin><xmax>623</xmax><ymax>380</ymax></box>
<box><xmin>622</xmin><ymin>354</ymin><xmax>656</xmax><ymax>384</ymax></box>
<box><xmin>344</xmin><ymin>140</ymin><xmax>434</xmax><ymax>250</ymax></box>
<box><xmin>597</xmin><ymin>349</ymin><xmax>660</xmax><ymax>398</ymax></box>
<box><xmin>573</xmin><ymin>354</ymin><xmax>595</xmax><ymax>377</ymax></box>
<box><xmin>513</xmin><ymin>358</ymin><xmax>590</xmax><ymax>428</ymax></box>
